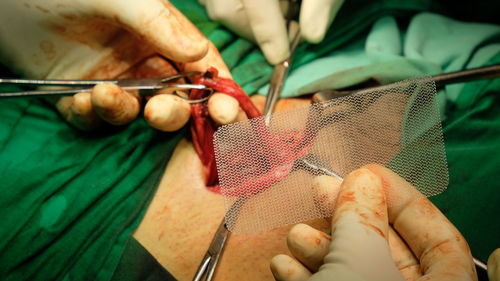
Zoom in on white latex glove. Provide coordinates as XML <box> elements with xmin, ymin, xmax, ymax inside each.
<box><xmin>200</xmin><ymin>0</ymin><xmax>344</xmax><ymax>64</ymax></box>
<box><xmin>0</xmin><ymin>0</ymin><xmax>244</xmax><ymax>131</ymax></box>
<box><xmin>270</xmin><ymin>164</ymin><xmax>478</xmax><ymax>281</ymax></box>
<box><xmin>0</xmin><ymin>0</ymin><xmax>208</xmax><ymax>80</ymax></box>
<box><xmin>0</xmin><ymin>0</ymin><xmax>243</xmax><ymax>131</ymax></box>
<box><xmin>489</xmin><ymin>249</ymin><xmax>500</xmax><ymax>281</ymax></box>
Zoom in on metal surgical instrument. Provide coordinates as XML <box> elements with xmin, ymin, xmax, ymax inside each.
<box><xmin>0</xmin><ymin>72</ymin><xmax>214</xmax><ymax>103</ymax></box>
<box><xmin>311</xmin><ymin>64</ymin><xmax>500</xmax><ymax>103</ymax></box>
<box><xmin>193</xmin><ymin>1</ymin><xmax>303</xmax><ymax>280</ymax></box>
<box><xmin>263</xmin><ymin>19</ymin><xmax>302</xmax><ymax>124</ymax></box>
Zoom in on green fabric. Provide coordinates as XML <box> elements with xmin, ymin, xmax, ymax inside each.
<box><xmin>177</xmin><ymin>1</ymin><xmax>500</xmax><ymax>264</ymax></box>
<box><xmin>110</xmin><ymin>238</ymin><xmax>176</xmax><ymax>281</ymax></box>
<box><xmin>0</xmin><ymin>0</ymin><xmax>499</xmax><ymax>281</ymax></box>
<box><xmin>175</xmin><ymin>0</ymin><xmax>500</xmax><ymax>268</ymax></box>
<box><xmin>258</xmin><ymin>13</ymin><xmax>500</xmax><ymax>100</ymax></box>
<box><xmin>178</xmin><ymin>0</ymin><xmax>498</xmax><ymax>95</ymax></box>
<box><xmin>0</xmin><ymin>92</ymin><xmax>183</xmax><ymax>280</ymax></box>
<box><xmin>432</xmin><ymin>53</ymin><xmax>500</xmax><ymax>262</ymax></box>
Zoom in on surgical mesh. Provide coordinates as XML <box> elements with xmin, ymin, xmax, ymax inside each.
<box><xmin>214</xmin><ymin>78</ymin><xmax>448</xmax><ymax>234</ymax></box>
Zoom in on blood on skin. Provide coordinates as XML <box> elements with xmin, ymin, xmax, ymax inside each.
<box><xmin>189</xmin><ymin>68</ymin><xmax>261</xmax><ymax>188</ymax></box>
<box><xmin>158</xmin><ymin>230</ymin><xmax>165</xmax><ymax>241</ymax></box>
<box><xmin>190</xmin><ymin>68</ymin><xmax>313</xmax><ymax>193</ymax></box>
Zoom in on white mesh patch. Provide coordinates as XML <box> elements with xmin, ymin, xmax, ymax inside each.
<box><xmin>214</xmin><ymin>78</ymin><xmax>448</xmax><ymax>234</ymax></box>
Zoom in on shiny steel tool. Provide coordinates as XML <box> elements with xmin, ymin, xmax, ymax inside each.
<box><xmin>193</xmin><ymin>1</ymin><xmax>302</xmax><ymax>280</ymax></box>
<box><xmin>311</xmin><ymin>64</ymin><xmax>500</xmax><ymax>103</ymax></box>
<box><xmin>0</xmin><ymin>72</ymin><xmax>213</xmax><ymax>103</ymax></box>
<box><xmin>192</xmin><ymin>197</ymin><xmax>246</xmax><ymax>281</ymax></box>
<box><xmin>263</xmin><ymin>24</ymin><xmax>301</xmax><ymax>124</ymax></box>
<box><xmin>192</xmin><ymin>218</ymin><xmax>229</xmax><ymax>281</ymax></box>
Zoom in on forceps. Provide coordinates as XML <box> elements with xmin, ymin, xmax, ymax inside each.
<box><xmin>193</xmin><ymin>2</ymin><xmax>302</xmax><ymax>280</ymax></box>
<box><xmin>192</xmin><ymin>196</ymin><xmax>248</xmax><ymax>281</ymax></box>
<box><xmin>192</xmin><ymin>219</ymin><xmax>230</xmax><ymax>281</ymax></box>
<box><xmin>311</xmin><ymin>64</ymin><xmax>500</xmax><ymax>103</ymax></box>
<box><xmin>0</xmin><ymin>72</ymin><xmax>213</xmax><ymax>103</ymax></box>
<box><xmin>263</xmin><ymin>0</ymin><xmax>302</xmax><ymax>123</ymax></box>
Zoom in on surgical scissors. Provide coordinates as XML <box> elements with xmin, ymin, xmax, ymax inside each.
<box><xmin>192</xmin><ymin>219</ymin><xmax>230</xmax><ymax>281</ymax></box>
<box><xmin>0</xmin><ymin>72</ymin><xmax>214</xmax><ymax>103</ymax></box>
<box><xmin>193</xmin><ymin>1</ymin><xmax>302</xmax><ymax>280</ymax></box>
<box><xmin>263</xmin><ymin>16</ymin><xmax>302</xmax><ymax>123</ymax></box>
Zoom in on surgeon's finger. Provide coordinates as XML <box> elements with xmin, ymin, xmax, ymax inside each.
<box><xmin>308</xmin><ymin>173</ymin><xmax>421</xmax><ymax>278</ymax></box>
<box><xmin>93</xmin><ymin>0</ymin><xmax>208</xmax><ymax>63</ymax></box>
<box><xmin>299</xmin><ymin>0</ymin><xmax>344</xmax><ymax>43</ymax></box>
<box><xmin>315</xmin><ymin>168</ymin><xmax>404</xmax><ymax>281</ymax></box>
<box><xmin>286</xmin><ymin>224</ymin><xmax>331</xmax><ymax>272</ymax></box>
<box><xmin>270</xmin><ymin>254</ymin><xmax>312</xmax><ymax>281</ymax></box>
<box><xmin>144</xmin><ymin>94</ymin><xmax>191</xmax><ymax>131</ymax></box>
<box><xmin>181</xmin><ymin>40</ymin><xmax>232</xmax><ymax>78</ymax></box>
<box><xmin>181</xmin><ymin>42</ymin><xmax>241</xmax><ymax>125</ymax></box>
<box><xmin>202</xmin><ymin>0</ymin><xmax>255</xmax><ymax>41</ymax></box>
<box><xmin>364</xmin><ymin>164</ymin><xmax>478</xmax><ymax>281</ymax></box>
<box><xmin>55</xmin><ymin>93</ymin><xmax>103</xmax><ymax>131</ymax></box>
<box><xmin>208</xmin><ymin>93</ymin><xmax>239</xmax><ymax>125</ymax></box>
<box><xmin>122</xmin><ymin>55</ymin><xmax>180</xmax><ymax>79</ymax></box>
<box><xmin>488</xmin><ymin>248</ymin><xmax>500</xmax><ymax>281</ymax></box>
<box><xmin>241</xmin><ymin>0</ymin><xmax>289</xmax><ymax>64</ymax></box>
<box><xmin>311</xmin><ymin>175</ymin><xmax>343</xmax><ymax>215</ymax></box>
<box><xmin>388</xmin><ymin>227</ymin><xmax>422</xmax><ymax>281</ymax></box>
<box><xmin>91</xmin><ymin>83</ymin><xmax>141</xmax><ymax>126</ymax></box>
<box><xmin>333</xmin><ymin>167</ymin><xmax>390</xmax><ymax>240</ymax></box>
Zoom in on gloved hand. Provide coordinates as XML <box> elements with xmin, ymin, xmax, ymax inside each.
<box><xmin>200</xmin><ymin>0</ymin><xmax>345</xmax><ymax>64</ymax></box>
<box><xmin>270</xmin><ymin>164</ymin><xmax>478</xmax><ymax>281</ymax></box>
<box><xmin>489</xmin><ymin>249</ymin><xmax>500</xmax><ymax>281</ymax></box>
<box><xmin>0</xmin><ymin>0</ymin><xmax>241</xmax><ymax>131</ymax></box>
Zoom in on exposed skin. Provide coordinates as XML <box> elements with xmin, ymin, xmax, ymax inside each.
<box><xmin>133</xmin><ymin>97</ymin><xmax>323</xmax><ymax>281</ymax></box>
<box><xmin>250</xmin><ymin>94</ymin><xmax>313</xmax><ymax>113</ymax></box>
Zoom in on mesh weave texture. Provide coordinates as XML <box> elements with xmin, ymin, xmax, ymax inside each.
<box><xmin>214</xmin><ymin>78</ymin><xmax>448</xmax><ymax>234</ymax></box>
